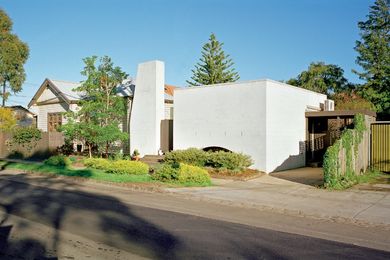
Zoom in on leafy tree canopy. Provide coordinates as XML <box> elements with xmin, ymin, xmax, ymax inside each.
<box><xmin>187</xmin><ymin>33</ymin><xmax>239</xmax><ymax>86</ymax></box>
<box><xmin>61</xmin><ymin>56</ymin><xmax>128</xmax><ymax>157</ymax></box>
<box><xmin>287</xmin><ymin>62</ymin><xmax>350</xmax><ymax>96</ymax></box>
<box><xmin>333</xmin><ymin>91</ymin><xmax>376</xmax><ymax>111</ymax></box>
<box><xmin>0</xmin><ymin>9</ymin><xmax>29</xmax><ymax>107</ymax></box>
<box><xmin>353</xmin><ymin>0</ymin><xmax>390</xmax><ymax>114</ymax></box>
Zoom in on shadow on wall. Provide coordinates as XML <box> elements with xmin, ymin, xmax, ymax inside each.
<box><xmin>0</xmin><ymin>172</ymin><xmax>180</xmax><ymax>259</ymax></box>
<box><xmin>272</xmin><ymin>153</ymin><xmax>305</xmax><ymax>173</ymax></box>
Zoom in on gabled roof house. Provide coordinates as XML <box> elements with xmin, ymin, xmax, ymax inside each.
<box><xmin>28</xmin><ymin>60</ymin><xmax>175</xmax><ymax>154</ymax></box>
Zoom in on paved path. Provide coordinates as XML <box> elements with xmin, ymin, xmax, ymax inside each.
<box><xmin>167</xmin><ymin>173</ymin><xmax>390</xmax><ymax>227</ymax></box>
<box><xmin>0</xmin><ymin>172</ymin><xmax>390</xmax><ymax>259</ymax></box>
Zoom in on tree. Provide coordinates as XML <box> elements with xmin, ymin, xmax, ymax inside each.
<box><xmin>0</xmin><ymin>9</ymin><xmax>29</xmax><ymax>107</ymax></box>
<box><xmin>353</xmin><ymin>0</ymin><xmax>390</xmax><ymax>114</ymax></box>
<box><xmin>287</xmin><ymin>62</ymin><xmax>350</xmax><ymax>96</ymax></box>
<box><xmin>0</xmin><ymin>107</ymin><xmax>16</xmax><ymax>131</ymax></box>
<box><xmin>61</xmin><ymin>56</ymin><xmax>128</xmax><ymax>157</ymax></box>
<box><xmin>333</xmin><ymin>91</ymin><xmax>376</xmax><ymax>111</ymax></box>
<box><xmin>187</xmin><ymin>33</ymin><xmax>239</xmax><ymax>86</ymax></box>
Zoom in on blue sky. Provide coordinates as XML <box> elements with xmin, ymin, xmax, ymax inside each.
<box><xmin>1</xmin><ymin>0</ymin><xmax>374</xmax><ymax>107</ymax></box>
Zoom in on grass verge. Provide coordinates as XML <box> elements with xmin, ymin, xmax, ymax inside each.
<box><xmin>0</xmin><ymin>160</ymin><xmax>213</xmax><ymax>187</ymax></box>
<box><xmin>0</xmin><ymin>160</ymin><xmax>153</xmax><ymax>183</ymax></box>
<box><xmin>325</xmin><ymin>170</ymin><xmax>388</xmax><ymax>190</ymax></box>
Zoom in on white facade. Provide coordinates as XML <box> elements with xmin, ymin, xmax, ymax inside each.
<box><xmin>174</xmin><ymin>79</ymin><xmax>328</xmax><ymax>173</ymax></box>
<box><xmin>129</xmin><ymin>60</ymin><xmax>165</xmax><ymax>156</ymax></box>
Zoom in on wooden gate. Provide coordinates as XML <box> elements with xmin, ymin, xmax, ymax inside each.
<box><xmin>371</xmin><ymin>122</ymin><xmax>390</xmax><ymax>172</ymax></box>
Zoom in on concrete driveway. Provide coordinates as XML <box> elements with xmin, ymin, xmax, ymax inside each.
<box><xmin>270</xmin><ymin>167</ymin><xmax>324</xmax><ymax>186</ymax></box>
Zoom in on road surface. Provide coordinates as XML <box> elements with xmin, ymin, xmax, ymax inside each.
<box><xmin>0</xmin><ymin>173</ymin><xmax>389</xmax><ymax>259</ymax></box>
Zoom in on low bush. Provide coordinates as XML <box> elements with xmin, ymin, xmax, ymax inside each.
<box><xmin>153</xmin><ymin>163</ymin><xmax>210</xmax><ymax>185</ymax></box>
<box><xmin>206</xmin><ymin>151</ymin><xmax>253</xmax><ymax>171</ymax></box>
<box><xmin>178</xmin><ymin>163</ymin><xmax>211</xmax><ymax>185</ymax></box>
<box><xmin>83</xmin><ymin>158</ymin><xmax>111</xmax><ymax>170</ymax></box>
<box><xmin>164</xmin><ymin>148</ymin><xmax>208</xmax><ymax>167</ymax></box>
<box><xmin>107</xmin><ymin>160</ymin><xmax>149</xmax><ymax>175</ymax></box>
<box><xmin>152</xmin><ymin>163</ymin><xmax>180</xmax><ymax>182</ymax></box>
<box><xmin>44</xmin><ymin>155</ymin><xmax>71</xmax><ymax>167</ymax></box>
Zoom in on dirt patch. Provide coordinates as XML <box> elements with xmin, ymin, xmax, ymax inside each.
<box><xmin>207</xmin><ymin>168</ymin><xmax>264</xmax><ymax>181</ymax></box>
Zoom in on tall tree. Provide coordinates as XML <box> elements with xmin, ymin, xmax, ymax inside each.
<box><xmin>0</xmin><ymin>9</ymin><xmax>29</xmax><ymax>107</ymax></box>
<box><xmin>287</xmin><ymin>62</ymin><xmax>350</xmax><ymax>96</ymax></box>
<box><xmin>187</xmin><ymin>33</ymin><xmax>239</xmax><ymax>86</ymax></box>
<box><xmin>61</xmin><ymin>56</ymin><xmax>128</xmax><ymax>157</ymax></box>
<box><xmin>353</xmin><ymin>0</ymin><xmax>390</xmax><ymax>114</ymax></box>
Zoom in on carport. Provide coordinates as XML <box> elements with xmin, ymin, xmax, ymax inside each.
<box><xmin>305</xmin><ymin>109</ymin><xmax>376</xmax><ymax>166</ymax></box>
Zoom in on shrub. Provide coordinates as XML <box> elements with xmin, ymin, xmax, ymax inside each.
<box><xmin>206</xmin><ymin>151</ymin><xmax>253</xmax><ymax>171</ymax></box>
<box><xmin>152</xmin><ymin>163</ymin><xmax>180</xmax><ymax>182</ymax></box>
<box><xmin>44</xmin><ymin>155</ymin><xmax>71</xmax><ymax>167</ymax></box>
<box><xmin>107</xmin><ymin>160</ymin><xmax>149</xmax><ymax>175</ymax></box>
<box><xmin>177</xmin><ymin>163</ymin><xmax>211</xmax><ymax>184</ymax></box>
<box><xmin>164</xmin><ymin>148</ymin><xmax>208</xmax><ymax>167</ymax></box>
<box><xmin>7</xmin><ymin>127</ymin><xmax>42</xmax><ymax>152</ymax></box>
<box><xmin>83</xmin><ymin>158</ymin><xmax>111</xmax><ymax>170</ymax></box>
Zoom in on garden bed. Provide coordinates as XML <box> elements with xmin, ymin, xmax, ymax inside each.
<box><xmin>207</xmin><ymin>168</ymin><xmax>264</xmax><ymax>181</ymax></box>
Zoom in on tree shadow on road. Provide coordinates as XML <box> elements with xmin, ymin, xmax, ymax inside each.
<box><xmin>0</xmin><ymin>172</ymin><xmax>180</xmax><ymax>259</ymax></box>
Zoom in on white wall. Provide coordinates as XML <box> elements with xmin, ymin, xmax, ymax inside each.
<box><xmin>164</xmin><ymin>102</ymin><xmax>174</xmax><ymax>119</ymax></box>
<box><xmin>265</xmin><ymin>80</ymin><xmax>327</xmax><ymax>172</ymax></box>
<box><xmin>130</xmin><ymin>60</ymin><xmax>165</xmax><ymax>156</ymax></box>
<box><xmin>174</xmin><ymin>79</ymin><xmax>328</xmax><ymax>173</ymax></box>
<box><xmin>174</xmin><ymin>81</ymin><xmax>267</xmax><ymax>170</ymax></box>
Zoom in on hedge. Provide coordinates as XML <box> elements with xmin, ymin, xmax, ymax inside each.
<box><xmin>84</xmin><ymin>158</ymin><xmax>149</xmax><ymax>175</ymax></box>
<box><xmin>44</xmin><ymin>155</ymin><xmax>71</xmax><ymax>167</ymax></box>
<box><xmin>152</xmin><ymin>163</ymin><xmax>211</xmax><ymax>185</ymax></box>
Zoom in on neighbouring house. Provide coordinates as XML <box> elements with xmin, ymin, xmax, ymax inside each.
<box><xmin>6</xmin><ymin>105</ymin><xmax>37</xmax><ymax>127</ymax></box>
<box><xmin>28</xmin><ymin>61</ymin><xmax>175</xmax><ymax>155</ymax></box>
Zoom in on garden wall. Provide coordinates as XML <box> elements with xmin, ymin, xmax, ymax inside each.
<box><xmin>0</xmin><ymin>132</ymin><xmax>64</xmax><ymax>159</ymax></box>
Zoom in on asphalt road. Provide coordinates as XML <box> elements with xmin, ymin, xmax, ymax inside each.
<box><xmin>0</xmin><ymin>175</ymin><xmax>389</xmax><ymax>259</ymax></box>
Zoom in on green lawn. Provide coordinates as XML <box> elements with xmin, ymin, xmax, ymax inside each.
<box><xmin>0</xmin><ymin>160</ymin><xmax>153</xmax><ymax>183</ymax></box>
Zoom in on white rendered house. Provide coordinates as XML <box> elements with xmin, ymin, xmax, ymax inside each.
<box><xmin>173</xmin><ymin>79</ymin><xmax>329</xmax><ymax>173</ymax></box>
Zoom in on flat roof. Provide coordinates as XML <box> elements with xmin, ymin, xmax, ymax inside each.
<box><xmin>305</xmin><ymin>109</ymin><xmax>376</xmax><ymax>118</ymax></box>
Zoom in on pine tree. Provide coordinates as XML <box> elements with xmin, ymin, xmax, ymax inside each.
<box><xmin>353</xmin><ymin>0</ymin><xmax>390</xmax><ymax>114</ymax></box>
<box><xmin>187</xmin><ymin>33</ymin><xmax>239</xmax><ymax>86</ymax></box>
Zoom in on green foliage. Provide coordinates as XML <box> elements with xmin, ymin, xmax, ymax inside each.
<box><xmin>323</xmin><ymin>114</ymin><xmax>367</xmax><ymax>189</ymax></box>
<box><xmin>164</xmin><ymin>148</ymin><xmax>253</xmax><ymax>171</ymax></box>
<box><xmin>187</xmin><ymin>33</ymin><xmax>239</xmax><ymax>86</ymax></box>
<box><xmin>164</xmin><ymin>148</ymin><xmax>209</xmax><ymax>167</ymax></box>
<box><xmin>0</xmin><ymin>107</ymin><xmax>16</xmax><ymax>131</ymax></box>
<box><xmin>84</xmin><ymin>157</ymin><xmax>149</xmax><ymax>175</ymax></box>
<box><xmin>152</xmin><ymin>163</ymin><xmax>180</xmax><ymax>182</ymax></box>
<box><xmin>0</xmin><ymin>9</ymin><xmax>29</xmax><ymax>107</ymax></box>
<box><xmin>206</xmin><ymin>151</ymin><xmax>253</xmax><ymax>171</ymax></box>
<box><xmin>44</xmin><ymin>155</ymin><xmax>71</xmax><ymax>167</ymax></box>
<box><xmin>287</xmin><ymin>62</ymin><xmax>350</xmax><ymax>95</ymax></box>
<box><xmin>107</xmin><ymin>160</ymin><xmax>149</xmax><ymax>175</ymax></box>
<box><xmin>333</xmin><ymin>91</ymin><xmax>376</xmax><ymax>111</ymax></box>
<box><xmin>153</xmin><ymin>163</ymin><xmax>210</xmax><ymax>185</ymax></box>
<box><xmin>61</xmin><ymin>55</ymin><xmax>128</xmax><ymax>157</ymax></box>
<box><xmin>83</xmin><ymin>157</ymin><xmax>111</xmax><ymax>170</ymax></box>
<box><xmin>177</xmin><ymin>163</ymin><xmax>211</xmax><ymax>185</ymax></box>
<box><xmin>0</xmin><ymin>160</ymin><xmax>152</xmax><ymax>183</ymax></box>
<box><xmin>353</xmin><ymin>0</ymin><xmax>390</xmax><ymax>114</ymax></box>
<box><xmin>7</xmin><ymin>127</ymin><xmax>42</xmax><ymax>152</ymax></box>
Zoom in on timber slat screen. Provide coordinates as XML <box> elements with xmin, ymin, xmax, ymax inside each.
<box><xmin>371</xmin><ymin>123</ymin><xmax>390</xmax><ymax>172</ymax></box>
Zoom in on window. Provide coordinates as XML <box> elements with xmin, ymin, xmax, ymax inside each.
<box><xmin>48</xmin><ymin>113</ymin><xmax>62</xmax><ymax>132</ymax></box>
